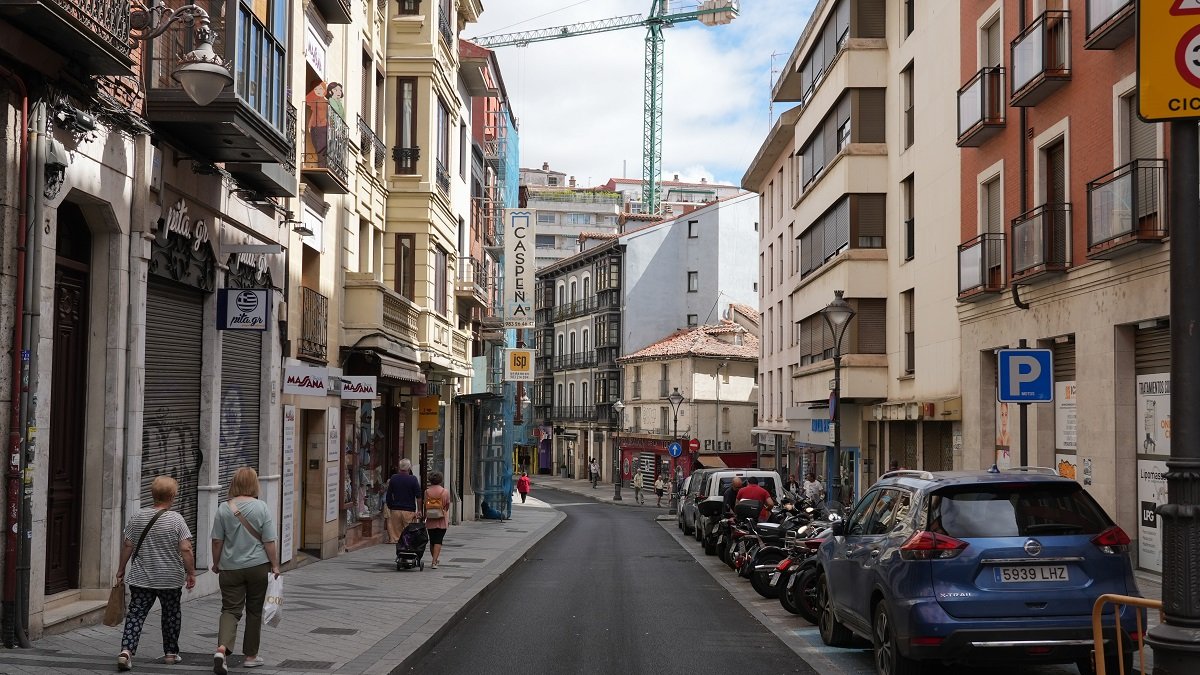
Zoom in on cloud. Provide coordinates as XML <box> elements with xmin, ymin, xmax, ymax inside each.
<box><xmin>468</xmin><ymin>1</ymin><xmax>814</xmax><ymax>188</ymax></box>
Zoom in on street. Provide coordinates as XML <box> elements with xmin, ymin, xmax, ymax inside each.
<box><xmin>405</xmin><ymin>487</ymin><xmax>812</xmax><ymax>674</ymax></box>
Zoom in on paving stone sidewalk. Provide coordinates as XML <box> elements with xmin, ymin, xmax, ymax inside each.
<box><xmin>0</xmin><ymin>502</ymin><xmax>563</xmax><ymax>675</ymax></box>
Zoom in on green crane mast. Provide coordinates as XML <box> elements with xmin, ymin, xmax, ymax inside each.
<box><xmin>470</xmin><ymin>1</ymin><xmax>739</xmax><ymax>216</ymax></box>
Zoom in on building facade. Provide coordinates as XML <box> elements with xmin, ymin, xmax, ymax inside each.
<box><xmin>599</xmin><ymin>175</ymin><xmax>742</xmax><ymax>216</ymax></box>
<box><xmin>956</xmin><ymin>0</ymin><xmax>1167</xmax><ymax>573</ymax></box>
<box><xmin>519</xmin><ymin>164</ymin><xmax>622</xmax><ymax>269</ymax></box>
<box><xmin>744</xmin><ymin>0</ymin><xmax>962</xmax><ymax>500</ymax></box>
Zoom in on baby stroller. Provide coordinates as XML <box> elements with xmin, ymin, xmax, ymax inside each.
<box><xmin>396</xmin><ymin>520</ymin><xmax>428</xmax><ymax>571</ymax></box>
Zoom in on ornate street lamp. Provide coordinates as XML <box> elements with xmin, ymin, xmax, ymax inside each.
<box><xmin>131</xmin><ymin>1</ymin><xmax>234</xmax><ymax>106</ymax></box>
<box><xmin>820</xmin><ymin>290</ymin><xmax>856</xmax><ymax>508</ymax></box>
<box><xmin>667</xmin><ymin>387</ymin><xmax>686</xmax><ymax>515</ymax></box>
<box><xmin>612</xmin><ymin>400</ymin><xmax>625</xmax><ymax>501</ymax></box>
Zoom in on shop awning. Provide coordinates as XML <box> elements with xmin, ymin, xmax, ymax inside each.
<box><xmin>695</xmin><ymin>454</ymin><xmax>728</xmax><ymax>468</ymax></box>
<box><xmin>379</xmin><ymin>355</ymin><xmax>425</xmax><ymax>384</ymax></box>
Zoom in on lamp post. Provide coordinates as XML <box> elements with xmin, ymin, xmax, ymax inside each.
<box><xmin>130</xmin><ymin>2</ymin><xmax>234</xmax><ymax>106</ymax></box>
<box><xmin>820</xmin><ymin>290</ymin><xmax>856</xmax><ymax>508</ymax></box>
<box><xmin>612</xmin><ymin>400</ymin><xmax>625</xmax><ymax>500</ymax></box>
<box><xmin>667</xmin><ymin>387</ymin><xmax>686</xmax><ymax>515</ymax></box>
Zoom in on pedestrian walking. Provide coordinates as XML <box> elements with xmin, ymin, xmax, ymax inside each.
<box><xmin>632</xmin><ymin>471</ymin><xmax>645</xmax><ymax>504</ymax></box>
<box><xmin>424</xmin><ymin>472</ymin><xmax>453</xmax><ymax>568</ymax></box>
<box><xmin>589</xmin><ymin>458</ymin><xmax>600</xmax><ymax>488</ymax></box>
<box><xmin>115</xmin><ymin>476</ymin><xmax>195</xmax><ymax>671</ymax></box>
<box><xmin>802</xmin><ymin>472</ymin><xmax>826</xmax><ymax>505</ymax></box>
<box><xmin>516</xmin><ymin>472</ymin><xmax>531</xmax><ymax>503</ymax></box>
<box><xmin>385</xmin><ymin>459</ymin><xmax>421</xmax><ymax>543</ymax></box>
<box><xmin>211</xmin><ymin>468</ymin><xmax>281</xmax><ymax>674</ymax></box>
<box><xmin>653</xmin><ymin>475</ymin><xmax>665</xmax><ymax>507</ymax></box>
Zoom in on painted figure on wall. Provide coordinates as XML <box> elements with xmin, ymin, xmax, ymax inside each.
<box><xmin>306</xmin><ymin>81</ymin><xmax>329</xmax><ymax>161</ymax></box>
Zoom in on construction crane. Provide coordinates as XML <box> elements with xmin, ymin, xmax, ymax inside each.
<box><xmin>470</xmin><ymin>1</ymin><xmax>739</xmax><ymax>215</ymax></box>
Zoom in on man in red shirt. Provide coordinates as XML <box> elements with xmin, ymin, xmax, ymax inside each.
<box><xmin>735</xmin><ymin>477</ymin><xmax>775</xmax><ymax>521</ymax></box>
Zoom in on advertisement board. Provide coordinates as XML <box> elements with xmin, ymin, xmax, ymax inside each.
<box><xmin>280</xmin><ymin>405</ymin><xmax>296</xmax><ymax>563</ymax></box>
<box><xmin>1137</xmin><ymin>459</ymin><xmax>1168</xmax><ymax>573</ymax></box>
<box><xmin>502</xmin><ymin>210</ymin><xmax>535</xmax><ymax>328</ymax></box>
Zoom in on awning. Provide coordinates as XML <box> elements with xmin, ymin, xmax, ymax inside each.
<box><xmin>379</xmin><ymin>355</ymin><xmax>425</xmax><ymax>384</ymax></box>
<box><xmin>694</xmin><ymin>454</ymin><xmax>728</xmax><ymax>468</ymax></box>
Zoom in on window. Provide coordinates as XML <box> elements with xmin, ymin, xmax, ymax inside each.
<box><xmin>659</xmin><ymin>407</ymin><xmax>669</xmax><ymax>433</ymax></box>
<box><xmin>582</xmin><ymin>381</ymin><xmax>589</xmax><ymax>407</ymax></box>
<box><xmin>569</xmin><ymin>331</ymin><xmax>576</xmax><ymax>357</ymax></box>
<box><xmin>436</xmin><ymin>97</ymin><xmax>450</xmax><ymax>177</ymax></box>
<box><xmin>687</xmin><ymin>314</ymin><xmax>698</xmax><ymax>326</ymax></box>
<box><xmin>395</xmin><ymin>78</ymin><xmax>418</xmax><ymax>174</ymax></box>
<box><xmin>688</xmin><ymin>220</ymin><xmax>698</xmax><ymax>238</ymax></box>
<box><xmin>399</xmin><ymin>0</ymin><xmax>420</xmax><ymax>15</ymax></box>
<box><xmin>557</xmin><ymin>333</ymin><xmax>564</xmax><ymax>356</ymax></box>
<box><xmin>556</xmin><ymin>383</ymin><xmax>563</xmax><ymax>406</ymax></box>
<box><xmin>548</xmin><ymin>176</ymin><xmax>559</xmax><ymax>187</ymax></box>
<box><xmin>394</xmin><ymin>234</ymin><xmax>415</xmax><ymax>300</ymax></box>
<box><xmin>582</xmin><ymin>277</ymin><xmax>590</xmax><ymax>298</ymax></box>
<box><xmin>902</xmin><ymin>175</ymin><xmax>915</xmax><ymax>261</ymax></box>
<box><xmin>983</xmin><ymin>176</ymin><xmax>1002</xmax><ymax>234</ymax></box>
<box><xmin>903</xmin><ymin>289</ymin><xmax>915</xmax><ymax>374</ymax></box>
<box><xmin>361</xmin><ymin>51</ymin><xmax>373</xmax><ymax>125</ymax></box>
<box><xmin>902</xmin><ymin>63</ymin><xmax>915</xmax><ymax>149</ymax></box>
<box><xmin>565</xmin><ymin>213</ymin><xmax>592</xmax><ymax>225</ymax></box>
<box><xmin>435</xmin><ymin>247</ymin><xmax>448</xmax><ymax>315</ymax></box>
<box><xmin>1122</xmin><ymin>93</ymin><xmax>1157</xmax><ymax>163</ymax></box>
<box><xmin>569</xmin><ymin>280</ymin><xmax>577</xmax><ymax>303</ymax></box>
<box><xmin>903</xmin><ymin>0</ymin><xmax>914</xmax><ymax>38</ymax></box>
<box><xmin>687</xmin><ymin>271</ymin><xmax>699</xmax><ymax>292</ymax></box>
<box><xmin>459</xmin><ymin>121</ymin><xmax>467</xmax><ymax>179</ymax></box>
<box><xmin>982</xmin><ymin>16</ymin><xmax>1002</xmax><ymax>69</ymax></box>
<box><xmin>582</xmin><ymin>329</ymin><xmax>589</xmax><ymax>353</ymax></box>
<box><xmin>568</xmin><ymin>382</ymin><xmax>575</xmax><ymax>407</ymax></box>
<box><xmin>721</xmin><ymin>407</ymin><xmax>730</xmax><ymax>433</ymax></box>
<box><xmin>537</xmin><ymin>212</ymin><xmax>557</xmax><ymax>224</ymax></box>
<box><xmin>928</xmin><ymin>483</ymin><xmax>1110</xmax><ymax>538</ymax></box>
<box><xmin>536</xmin><ymin>234</ymin><xmax>555</xmax><ymax>248</ymax></box>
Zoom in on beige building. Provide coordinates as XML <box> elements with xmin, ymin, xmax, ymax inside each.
<box><xmin>743</xmin><ymin>0</ymin><xmax>962</xmax><ymax>500</ymax></box>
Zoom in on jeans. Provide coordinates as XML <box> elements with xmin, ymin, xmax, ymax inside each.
<box><xmin>218</xmin><ymin>562</ymin><xmax>270</xmax><ymax>656</ymax></box>
<box><xmin>121</xmin><ymin>586</ymin><xmax>182</xmax><ymax>655</ymax></box>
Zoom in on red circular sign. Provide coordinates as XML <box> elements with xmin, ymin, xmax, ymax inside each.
<box><xmin>1175</xmin><ymin>24</ymin><xmax>1200</xmax><ymax>89</ymax></box>
<box><xmin>688</xmin><ymin>438</ymin><xmax>700</xmax><ymax>452</ymax></box>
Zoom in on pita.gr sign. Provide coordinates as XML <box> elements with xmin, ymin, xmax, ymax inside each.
<box><xmin>283</xmin><ymin>365</ymin><xmax>328</xmax><ymax>396</ymax></box>
<box><xmin>217</xmin><ymin>288</ymin><xmax>270</xmax><ymax>331</ymax></box>
<box><xmin>160</xmin><ymin>199</ymin><xmax>211</xmax><ymax>251</ymax></box>
<box><xmin>340</xmin><ymin>375</ymin><xmax>378</xmax><ymax>400</ymax></box>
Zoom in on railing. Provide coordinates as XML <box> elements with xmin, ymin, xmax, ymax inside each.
<box><xmin>1090</xmin><ymin>594</ymin><xmax>1160</xmax><ymax>675</ymax></box>
<box><xmin>393</xmin><ymin>146</ymin><xmax>420</xmax><ymax>175</ymax></box>
<box><xmin>1012</xmin><ymin>203</ymin><xmax>1071</xmax><ymax>278</ymax></box>
<box><xmin>527</xmin><ymin>191</ymin><xmax>623</xmax><ymax>205</ymax></box>
<box><xmin>398</xmin><ymin>0</ymin><xmax>421</xmax><ymax>15</ymax></box>
<box><xmin>958</xmin><ymin>232</ymin><xmax>1006</xmax><ymax>295</ymax></box>
<box><xmin>282</xmin><ymin>103</ymin><xmax>298</xmax><ymax>175</ymax></box>
<box><xmin>552</xmin><ymin>296</ymin><xmax>601</xmax><ymax>322</ymax></box>
<box><xmin>56</xmin><ymin>0</ymin><xmax>131</xmax><ymax>59</ymax></box>
<box><xmin>435</xmin><ymin>158</ymin><xmax>451</xmax><ymax>194</ymax></box>
<box><xmin>1087</xmin><ymin>159</ymin><xmax>1167</xmax><ymax>253</ymax></box>
<box><xmin>553</xmin><ymin>352</ymin><xmax>598</xmax><ymax>370</ymax></box>
<box><xmin>382</xmin><ymin>291</ymin><xmax>419</xmax><ymax>342</ymax></box>
<box><xmin>438</xmin><ymin>8</ymin><xmax>453</xmax><ymax>44</ymax></box>
<box><xmin>1011</xmin><ymin>10</ymin><xmax>1071</xmax><ymax>99</ymax></box>
<box><xmin>550</xmin><ymin>406</ymin><xmax>599</xmax><ymax>421</ymax></box>
<box><xmin>957</xmin><ymin>67</ymin><xmax>1005</xmax><ymax>144</ymax></box>
<box><xmin>455</xmin><ymin>256</ymin><xmax>488</xmax><ymax>298</ymax></box>
<box><xmin>357</xmin><ymin>114</ymin><xmax>380</xmax><ymax>162</ymax></box>
<box><xmin>1086</xmin><ymin>0</ymin><xmax>1133</xmax><ymax>41</ymax></box>
<box><xmin>298</xmin><ymin>287</ymin><xmax>329</xmax><ymax>362</ymax></box>
<box><xmin>373</xmin><ymin>136</ymin><xmax>387</xmax><ymax>172</ymax></box>
<box><xmin>452</xmin><ymin>332</ymin><xmax>470</xmax><ymax>361</ymax></box>
<box><xmin>303</xmin><ymin>101</ymin><xmax>350</xmax><ymax>186</ymax></box>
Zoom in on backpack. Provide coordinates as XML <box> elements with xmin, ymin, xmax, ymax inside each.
<box><xmin>425</xmin><ymin>489</ymin><xmax>445</xmax><ymax>519</ymax></box>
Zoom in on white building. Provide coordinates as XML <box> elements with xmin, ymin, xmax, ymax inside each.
<box><xmin>520</xmin><ymin>163</ymin><xmax>622</xmax><ymax>269</ymax></box>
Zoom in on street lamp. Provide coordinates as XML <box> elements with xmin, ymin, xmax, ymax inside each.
<box><xmin>820</xmin><ymin>290</ymin><xmax>856</xmax><ymax>508</ymax></box>
<box><xmin>666</xmin><ymin>387</ymin><xmax>686</xmax><ymax>515</ymax></box>
<box><xmin>612</xmin><ymin>400</ymin><xmax>625</xmax><ymax>500</ymax></box>
<box><xmin>131</xmin><ymin>1</ymin><xmax>235</xmax><ymax>106</ymax></box>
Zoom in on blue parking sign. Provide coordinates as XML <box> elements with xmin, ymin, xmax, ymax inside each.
<box><xmin>997</xmin><ymin>349</ymin><xmax>1054</xmax><ymax>403</ymax></box>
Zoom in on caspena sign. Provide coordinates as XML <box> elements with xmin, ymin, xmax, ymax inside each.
<box><xmin>503</xmin><ymin>210</ymin><xmax>535</xmax><ymax>328</ymax></box>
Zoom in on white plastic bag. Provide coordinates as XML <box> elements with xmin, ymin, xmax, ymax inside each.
<box><xmin>263</xmin><ymin>574</ymin><xmax>283</xmax><ymax>627</ymax></box>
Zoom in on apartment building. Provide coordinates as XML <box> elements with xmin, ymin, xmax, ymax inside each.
<box><xmin>599</xmin><ymin>175</ymin><xmax>742</xmax><ymax>216</ymax></box>
<box><xmin>743</xmin><ymin>0</ymin><xmax>962</xmax><ymax>500</ymax></box>
<box><xmin>519</xmin><ymin>164</ymin><xmax>622</xmax><ymax>269</ymax></box>
<box><xmin>956</xmin><ymin>0</ymin><xmax>1167</xmax><ymax>573</ymax></box>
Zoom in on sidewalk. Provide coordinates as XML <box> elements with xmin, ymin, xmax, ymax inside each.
<box><xmin>0</xmin><ymin>501</ymin><xmax>563</xmax><ymax>675</ymax></box>
<box><xmin>528</xmin><ymin>475</ymin><xmax>672</xmax><ymax>509</ymax></box>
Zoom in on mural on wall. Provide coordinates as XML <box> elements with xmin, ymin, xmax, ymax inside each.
<box><xmin>305</xmin><ymin>81</ymin><xmax>345</xmax><ymax>167</ymax></box>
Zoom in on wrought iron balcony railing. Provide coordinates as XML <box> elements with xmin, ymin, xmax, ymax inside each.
<box><xmin>283</xmin><ymin>102</ymin><xmax>298</xmax><ymax>175</ymax></box>
<box><xmin>302</xmin><ymin>101</ymin><xmax>350</xmax><ymax>191</ymax></box>
<box><xmin>298</xmin><ymin>286</ymin><xmax>329</xmax><ymax>362</ymax></box>
<box><xmin>438</xmin><ymin>8</ymin><xmax>453</xmax><ymax>44</ymax></box>
<box><xmin>393</xmin><ymin>146</ymin><xmax>420</xmax><ymax>175</ymax></box>
<box><xmin>435</xmin><ymin>158</ymin><xmax>451</xmax><ymax>194</ymax></box>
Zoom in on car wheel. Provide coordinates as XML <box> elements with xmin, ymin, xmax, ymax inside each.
<box><xmin>817</xmin><ymin>573</ymin><xmax>855</xmax><ymax>648</ymax></box>
<box><xmin>1076</xmin><ymin>651</ymin><xmax>1133</xmax><ymax>675</ymax></box>
<box><xmin>873</xmin><ymin>602</ymin><xmax>920</xmax><ymax>675</ymax></box>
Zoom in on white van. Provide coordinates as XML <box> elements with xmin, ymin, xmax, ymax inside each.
<box><xmin>694</xmin><ymin>469</ymin><xmax>784</xmax><ymax>555</ymax></box>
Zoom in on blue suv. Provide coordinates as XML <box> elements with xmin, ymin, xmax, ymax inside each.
<box><xmin>815</xmin><ymin>468</ymin><xmax>1142</xmax><ymax>675</ymax></box>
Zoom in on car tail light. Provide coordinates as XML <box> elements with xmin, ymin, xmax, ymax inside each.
<box><xmin>803</xmin><ymin>538</ymin><xmax>826</xmax><ymax>550</ymax></box>
<box><xmin>899</xmin><ymin>531</ymin><xmax>968</xmax><ymax>560</ymax></box>
<box><xmin>910</xmin><ymin>637</ymin><xmax>943</xmax><ymax>647</ymax></box>
<box><xmin>1092</xmin><ymin>526</ymin><xmax>1131</xmax><ymax>554</ymax></box>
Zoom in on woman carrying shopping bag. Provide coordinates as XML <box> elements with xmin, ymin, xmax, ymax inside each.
<box><xmin>211</xmin><ymin>468</ymin><xmax>281</xmax><ymax>674</ymax></box>
<box><xmin>114</xmin><ymin>476</ymin><xmax>195</xmax><ymax>671</ymax></box>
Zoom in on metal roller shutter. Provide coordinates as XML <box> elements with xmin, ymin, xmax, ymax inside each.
<box><xmin>1136</xmin><ymin>324</ymin><xmax>1170</xmax><ymax>374</ymax></box>
<box><xmin>143</xmin><ymin>280</ymin><xmax>204</xmax><ymax>535</ymax></box>
<box><xmin>1054</xmin><ymin>339</ymin><xmax>1076</xmax><ymax>380</ymax></box>
<box><xmin>219</xmin><ymin>329</ymin><xmax>263</xmax><ymax>497</ymax></box>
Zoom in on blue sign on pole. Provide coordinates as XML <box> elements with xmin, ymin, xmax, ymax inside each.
<box><xmin>667</xmin><ymin>441</ymin><xmax>683</xmax><ymax>458</ymax></box>
<box><xmin>997</xmin><ymin>349</ymin><xmax>1054</xmax><ymax>403</ymax></box>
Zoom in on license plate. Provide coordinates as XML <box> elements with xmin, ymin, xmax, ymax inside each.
<box><xmin>770</xmin><ymin>572</ymin><xmax>781</xmax><ymax>587</ymax></box>
<box><xmin>995</xmin><ymin>565</ymin><xmax>1069</xmax><ymax>583</ymax></box>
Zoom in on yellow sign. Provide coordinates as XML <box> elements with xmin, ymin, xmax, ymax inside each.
<box><xmin>505</xmin><ymin>349</ymin><xmax>535</xmax><ymax>382</ymax></box>
<box><xmin>1139</xmin><ymin>0</ymin><xmax>1200</xmax><ymax>120</ymax></box>
<box><xmin>418</xmin><ymin>395</ymin><xmax>440</xmax><ymax>430</ymax></box>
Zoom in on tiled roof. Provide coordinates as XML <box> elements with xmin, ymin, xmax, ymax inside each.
<box><xmin>578</xmin><ymin>231</ymin><xmax>620</xmax><ymax>240</ymax></box>
<box><xmin>728</xmin><ymin>302</ymin><xmax>760</xmax><ymax>325</ymax></box>
<box><xmin>619</xmin><ymin>321</ymin><xmax>759</xmax><ymax>363</ymax></box>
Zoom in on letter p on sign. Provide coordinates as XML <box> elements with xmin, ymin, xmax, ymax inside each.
<box><xmin>997</xmin><ymin>349</ymin><xmax>1054</xmax><ymax>403</ymax></box>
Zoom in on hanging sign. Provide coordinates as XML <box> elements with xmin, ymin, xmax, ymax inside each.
<box><xmin>283</xmin><ymin>365</ymin><xmax>328</xmax><ymax>396</ymax></box>
<box><xmin>217</xmin><ymin>288</ymin><xmax>270</xmax><ymax>330</ymax></box>
<box><xmin>280</xmin><ymin>405</ymin><xmax>296</xmax><ymax>563</ymax></box>
<box><xmin>340</xmin><ymin>375</ymin><xmax>378</xmax><ymax>400</ymax></box>
<box><xmin>418</xmin><ymin>395</ymin><xmax>441</xmax><ymax>430</ymax></box>
<box><xmin>503</xmin><ymin>210</ymin><xmax>535</xmax><ymax>327</ymax></box>
<box><xmin>505</xmin><ymin>349</ymin><xmax>535</xmax><ymax>381</ymax></box>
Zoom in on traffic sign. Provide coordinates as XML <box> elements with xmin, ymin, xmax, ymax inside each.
<box><xmin>688</xmin><ymin>438</ymin><xmax>700</xmax><ymax>452</ymax></box>
<box><xmin>504</xmin><ymin>349</ymin><xmax>535</xmax><ymax>381</ymax></box>
<box><xmin>668</xmin><ymin>441</ymin><xmax>683</xmax><ymax>458</ymax></box>
<box><xmin>1138</xmin><ymin>1</ymin><xmax>1200</xmax><ymax>120</ymax></box>
<box><xmin>997</xmin><ymin>349</ymin><xmax>1054</xmax><ymax>403</ymax></box>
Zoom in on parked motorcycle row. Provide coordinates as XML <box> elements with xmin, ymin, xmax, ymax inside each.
<box><xmin>679</xmin><ymin>491</ymin><xmax>842</xmax><ymax>624</ymax></box>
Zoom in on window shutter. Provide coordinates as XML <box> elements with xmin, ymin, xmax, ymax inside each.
<box><xmin>854</xmin><ymin>89</ymin><xmax>887</xmax><ymax>143</ymax></box>
<box><xmin>985</xmin><ymin>178</ymin><xmax>1002</xmax><ymax>234</ymax></box>
<box><xmin>1053</xmin><ymin>339</ymin><xmax>1076</xmax><ymax>380</ymax></box>
<box><xmin>854</xmin><ymin>0</ymin><xmax>887</xmax><ymax>38</ymax></box>
<box><xmin>1135</xmin><ymin>324</ymin><xmax>1171</xmax><ymax>374</ymax></box>
<box><xmin>853</xmin><ymin>194</ymin><xmax>885</xmax><ymax>247</ymax></box>
<box><xmin>834</xmin><ymin>198</ymin><xmax>851</xmax><ymax>252</ymax></box>
<box><xmin>1127</xmin><ymin>95</ymin><xmax>1156</xmax><ymax>161</ymax></box>
<box><xmin>986</xmin><ymin>20</ymin><xmax>1002</xmax><ymax>68</ymax></box>
<box><xmin>854</xmin><ymin>298</ymin><xmax>887</xmax><ymax>354</ymax></box>
<box><xmin>824</xmin><ymin>113</ymin><xmax>838</xmax><ymax>162</ymax></box>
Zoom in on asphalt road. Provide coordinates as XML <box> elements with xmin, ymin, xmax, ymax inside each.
<box><xmin>405</xmin><ymin>487</ymin><xmax>814</xmax><ymax>675</ymax></box>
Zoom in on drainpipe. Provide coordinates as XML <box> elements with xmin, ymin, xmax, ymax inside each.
<box><xmin>1013</xmin><ymin>0</ymin><xmax>1031</xmax><ymax>311</ymax></box>
<box><xmin>1</xmin><ymin>65</ymin><xmax>31</xmax><ymax>650</ymax></box>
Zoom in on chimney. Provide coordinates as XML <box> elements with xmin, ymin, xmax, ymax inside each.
<box><xmin>569</xmin><ymin>176</ymin><xmax>576</xmax><ymax>188</ymax></box>
<box><xmin>673</xmin><ymin>173</ymin><xmax>680</xmax><ymax>181</ymax></box>
<box><xmin>542</xmin><ymin>162</ymin><xmax>549</xmax><ymax>171</ymax></box>
<box><xmin>700</xmin><ymin>177</ymin><xmax>707</xmax><ymax>184</ymax></box>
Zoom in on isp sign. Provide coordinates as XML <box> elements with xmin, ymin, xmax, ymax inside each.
<box><xmin>217</xmin><ymin>288</ymin><xmax>270</xmax><ymax>331</ymax></box>
<box><xmin>997</xmin><ymin>349</ymin><xmax>1054</xmax><ymax>403</ymax></box>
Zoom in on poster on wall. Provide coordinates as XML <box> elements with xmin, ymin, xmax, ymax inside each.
<box><xmin>1055</xmin><ymin>380</ymin><xmax>1077</xmax><ymax>451</ymax></box>
<box><xmin>326</xmin><ymin>407</ymin><xmax>339</xmax><ymax>462</ymax></box>
<box><xmin>280</xmin><ymin>405</ymin><xmax>296</xmax><ymax>563</ymax></box>
<box><xmin>325</xmin><ymin>465</ymin><xmax>339</xmax><ymax>523</ymax></box>
<box><xmin>1137</xmin><ymin>374</ymin><xmax>1170</xmax><ymax>455</ymax></box>
<box><xmin>1137</xmin><ymin>458</ymin><xmax>1168</xmax><ymax>573</ymax></box>
<box><xmin>995</xmin><ymin>400</ymin><xmax>1013</xmax><ymax>470</ymax></box>
<box><xmin>1055</xmin><ymin>453</ymin><xmax>1078</xmax><ymax>482</ymax></box>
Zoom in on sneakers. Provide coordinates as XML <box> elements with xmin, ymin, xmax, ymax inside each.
<box><xmin>244</xmin><ymin>656</ymin><xmax>266</xmax><ymax>668</ymax></box>
<box><xmin>117</xmin><ymin>651</ymin><xmax>132</xmax><ymax>672</ymax></box>
<box><xmin>212</xmin><ymin>650</ymin><xmax>228</xmax><ymax>675</ymax></box>
<box><xmin>431</xmin><ymin>561</ymin><xmax>439</xmax><ymax>569</ymax></box>
<box><xmin>164</xmin><ymin>653</ymin><xmax>183</xmax><ymax>664</ymax></box>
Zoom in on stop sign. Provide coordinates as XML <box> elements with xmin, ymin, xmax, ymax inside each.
<box><xmin>688</xmin><ymin>438</ymin><xmax>700</xmax><ymax>452</ymax></box>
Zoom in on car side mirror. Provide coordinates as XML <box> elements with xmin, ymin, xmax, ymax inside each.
<box><xmin>830</xmin><ymin>520</ymin><xmax>846</xmax><ymax>537</ymax></box>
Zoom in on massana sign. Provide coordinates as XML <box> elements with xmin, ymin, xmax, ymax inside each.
<box><xmin>283</xmin><ymin>365</ymin><xmax>328</xmax><ymax>396</ymax></box>
<box><xmin>340</xmin><ymin>375</ymin><xmax>378</xmax><ymax>400</ymax></box>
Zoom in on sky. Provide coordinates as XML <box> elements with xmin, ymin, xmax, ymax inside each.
<box><xmin>467</xmin><ymin>1</ymin><xmax>816</xmax><ymax>189</ymax></box>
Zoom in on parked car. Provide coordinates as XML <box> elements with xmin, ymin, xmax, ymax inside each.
<box><xmin>677</xmin><ymin>469</ymin><xmax>715</xmax><ymax>535</ymax></box>
<box><xmin>815</xmin><ymin>468</ymin><xmax>1143</xmax><ymax>675</ymax></box>
<box><xmin>695</xmin><ymin>470</ymin><xmax>784</xmax><ymax>554</ymax></box>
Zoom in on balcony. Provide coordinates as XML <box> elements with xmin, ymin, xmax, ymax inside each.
<box><xmin>455</xmin><ymin>256</ymin><xmax>488</xmax><ymax>309</ymax></box>
<box><xmin>0</xmin><ymin>0</ymin><xmax>131</xmax><ymax>74</ymax></box>
<box><xmin>551</xmin><ymin>406</ymin><xmax>598</xmax><ymax>422</ymax></box>
<box><xmin>393</xmin><ymin>146</ymin><xmax>420</xmax><ymax>175</ymax></box>
<box><xmin>435</xmin><ymin>158</ymin><xmax>451</xmax><ymax>194</ymax></box>
<box><xmin>298</xmin><ymin>287</ymin><xmax>329</xmax><ymax>363</ymax></box>
<box><xmin>343</xmin><ymin>275</ymin><xmax>419</xmax><ymax>344</ymax></box>
<box><xmin>313</xmin><ymin>0</ymin><xmax>352</xmax><ymax>24</ymax></box>
<box><xmin>452</xmin><ymin>331</ymin><xmax>470</xmax><ymax>363</ymax></box>
<box><xmin>1010</xmin><ymin>10</ymin><xmax>1071</xmax><ymax>107</ymax></box>
<box><xmin>958</xmin><ymin>233</ymin><xmax>1007</xmax><ymax>301</ymax></box>
<box><xmin>1084</xmin><ymin>0</ymin><xmax>1133</xmax><ymax>50</ymax></box>
<box><xmin>553</xmin><ymin>352</ymin><xmax>598</xmax><ymax>370</ymax></box>
<box><xmin>1086</xmin><ymin>159</ymin><xmax>1168</xmax><ymax>260</ymax></box>
<box><xmin>303</xmin><ymin>101</ymin><xmax>350</xmax><ymax>194</ymax></box>
<box><xmin>373</xmin><ymin>136</ymin><xmax>387</xmax><ymax>173</ymax></box>
<box><xmin>1011</xmin><ymin>203</ymin><xmax>1070</xmax><ymax>283</ymax></box>
<box><xmin>438</xmin><ymin>8</ymin><xmax>453</xmax><ymax>44</ymax></box>
<box><xmin>957</xmin><ymin>67</ymin><xmax>1006</xmax><ymax>147</ymax></box>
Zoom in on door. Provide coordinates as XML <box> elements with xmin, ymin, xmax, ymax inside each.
<box><xmin>45</xmin><ymin>212</ymin><xmax>91</xmax><ymax>594</ymax></box>
<box><xmin>1045</xmin><ymin>140</ymin><xmax>1068</xmax><ymax>264</ymax></box>
<box><xmin>825</xmin><ymin>489</ymin><xmax>879</xmax><ymax>621</ymax></box>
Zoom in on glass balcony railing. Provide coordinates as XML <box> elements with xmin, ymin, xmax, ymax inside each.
<box><xmin>958</xmin><ymin>232</ymin><xmax>1006</xmax><ymax>298</ymax></box>
<box><xmin>1012</xmin><ymin>203</ymin><xmax>1070</xmax><ymax>280</ymax></box>
<box><xmin>957</xmin><ymin>67</ymin><xmax>1006</xmax><ymax>147</ymax></box>
<box><xmin>1085</xmin><ymin>0</ymin><xmax>1134</xmax><ymax>50</ymax></box>
<box><xmin>1086</xmin><ymin>159</ymin><xmax>1168</xmax><ymax>259</ymax></box>
<box><xmin>1010</xmin><ymin>10</ymin><xmax>1071</xmax><ymax>106</ymax></box>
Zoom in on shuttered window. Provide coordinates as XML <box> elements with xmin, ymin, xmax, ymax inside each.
<box><xmin>1053</xmin><ymin>338</ymin><xmax>1076</xmax><ymax>381</ymax></box>
<box><xmin>855</xmin><ymin>298</ymin><xmax>887</xmax><ymax>354</ymax></box>
<box><xmin>985</xmin><ymin>18</ymin><xmax>1002</xmax><ymax>68</ymax></box>
<box><xmin>984</xmin><ymin>177</ymin><xmax>1002</xmax><ymax>234</ymax></box>
<box><xmin>854</xmin><ymin>89</ymin><xmax>887</xmax><ymax>143</ymax></box>
<box><xmin>1135</xmin><ymin>324</ymin><xmax>1170</xmax><ymax>374</ymax></box>
<box><xmin>855</xmin><ymin>0</ymin><xmax>886</xmax><ymax>38</ymax></box>
<box><xmin>854</xmin><ymin>193</ymin><xmax>885</xmax><ymax>248</ymax></box>
<box><xmin>1127</xmin><ymin>95</ymin><xmax>1156</xmax><ymax>161</ymax></box>
<box><xmin>903</xmin><ymin>290</ymin><xmax>915</xmax><ymax>374</ymax></box>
